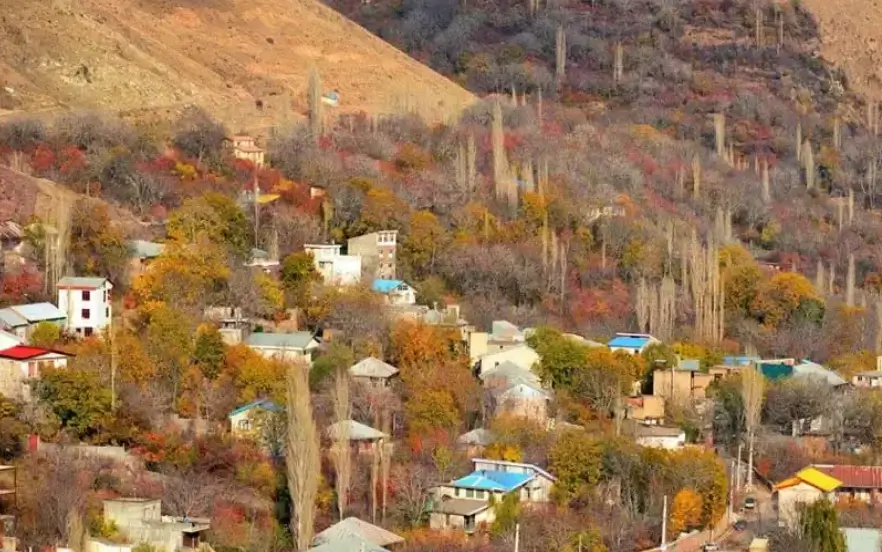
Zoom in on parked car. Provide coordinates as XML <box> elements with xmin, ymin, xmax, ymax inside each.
<box><xmin>744</xmin><ymin>496</ymin><xmax>757</xmax><ymax>510</ymax></box>
<box><xmin>733</xmin><ymin>519</ymin><xmax>748</xmax><ymax>531</ymax></box>
<box><xmin>702</xmin><ymin>542</ymin><xmax>720</xmax><ymax>551</ymax></box>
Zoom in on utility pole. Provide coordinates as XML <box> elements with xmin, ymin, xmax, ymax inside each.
<box><xmin>514</xmin><ymin>523</ymin><xmax>520</xmax><ymax>552</ymax></box>
<box><xmin>736</xmin><ymin>442</ymin><xmax>743</xmax><ymax>491</ymax></box>
<box><xmin>110</xmin><ymin>326</ymin><xmax>117</xmax><ymax>410</ymax></box>
<box><xmin>660</xmin><ymin>495</ymin><xmax>668</xmax><ymax>551</ymax></box>
<box><xmin>729</xmin><ymin>459</ymin><xmax>736</xmax><ymax>521</ymax></box>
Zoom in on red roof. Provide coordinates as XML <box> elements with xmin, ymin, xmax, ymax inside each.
<box><xmin>814</xmin><ymin>465</ymin><xmax>882</xmax><ymax>489</ymax></box>
<box><xmin>0</xmin><ymin>345</ymin><xmax>63</xmax><ymax>360</ymax></box>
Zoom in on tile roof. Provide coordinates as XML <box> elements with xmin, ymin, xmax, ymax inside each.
<box><xmin>326</xmin><ymin>420</ymin><xmax>387</xmax><ymax>441</ymax></box>
<box><xmin>814</xmin><ymin>465</ymin><xmax>882</xmax><ymax>489</ymax></box>
<box><xmin>0</xmin><ymin>303</ymin><xmax>66</xmax><ymax>326</ymax></box>
<box><xmin>431</xmin><ymin>497</ymin><xmax>490</xmax><ymax>516</ymax></box>
<box><xmin>129</xmin><ymin>240</ymin><xmax>165</xmax><ymax>259</ymax></box>
<box><xmin>228</xmin><ymin>399</ymin><xmax>282</xmax><ymax>418</ymax></box>
<box><xmin>451</xmin><ymin>470</ymin><xmax>534</xmax><ymax>492</ymax></box>
<box><xmin>349</xmin><ymin>357</ymin><xmax>399</xmax><ymax>379</ymax></box>
<box><xmin>608</xmin><ymin>333</ymin><xmax>655</xmax><ymax>349</ymax></box>
<box><xmin>457</xmin><ymin>428</ymin><xmax>496</xmax><ymax>446</ymax></box>
<box><xmin>314</xmin><ymin>517</ymin><xmax>403</xmax><ymax>548</ymax></box>
<box><xmin>56</xmin><ymin>276</ymin><xmax>109</xmax><ymax>289</ymax></box>
<box><xmin>371</xmin><ymin>279</ymin><xmax>407</xmax><ymax>294</ymax></box>
<box><xmin>0</xmin><ymin>345</ymin><xmax>66</xmax><ymax>360</ymax></box>
<box><xmin>246</xmin><ymin>332</ymin><xmax>317</xmax><ymax>350</ymax></box>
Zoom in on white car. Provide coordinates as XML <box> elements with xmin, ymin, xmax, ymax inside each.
<box><xmin>702</xmin><ymin>543</ymin><xmax>720</xmax><ymax>551</ymax></box>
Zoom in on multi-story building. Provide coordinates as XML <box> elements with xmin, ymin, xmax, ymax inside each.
<box><xmin>225</xmin><ymin>134</ymin><xmax>265</xmax><ymax>168</ymax></box>
<box><xmin>304</xmin><ymin>244</ymin><xmax>362</xmax><ymax>286</ymax></box>
<box><xmin>56</xmin><ymin>277</ymin><xmax>113</xmax><ymax>337</ymax></box>
<box><xmin>347</xmin><ymin>230</ymin><xmax>397</xmax><ymax>280</ymax></box>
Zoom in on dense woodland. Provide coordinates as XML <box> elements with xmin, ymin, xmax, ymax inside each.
<box><xmin>0</xmin><ymin>0</ymin><xmax>879</xmax><ymax>551</ymax></box>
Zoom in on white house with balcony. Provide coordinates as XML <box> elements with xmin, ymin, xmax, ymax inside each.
<box><xmin>304</xmin><ymin>244</ymin><xmax>362</xmax><ymax>286</ymax></box>
<box><xmin>56</xmin><ymin>277</ymin><xmax>112</xmax><ymax>337</ymax></box>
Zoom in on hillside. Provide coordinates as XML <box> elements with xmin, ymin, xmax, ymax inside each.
<box><xmin>0</xmin><ymin>0</ymin><xmax>475</xmax><ymax>131</ymax></box>
<box><xmin>800</xmin><ymin>0</ymin><xmax>882</xmax><ymax>103</ymax></box>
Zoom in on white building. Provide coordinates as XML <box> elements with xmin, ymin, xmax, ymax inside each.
<box><xmin>631</xmin><ymin>424</ymin><xmax>686</xmax><ymax>449</ymax></box>
<box><xmin>304</xmin><ymin>244</ymin><xmax>362</xmax><ymax>286</ymax></box>
<box><xmin>56</xmin><ymin>277</ymin><xmax>112</xmax><ymax>337</ymax></box>
<box><xmin>0</xmin><ymin>345</ymin><xmax>70</xmax><ymax>402</ymax></box>
<box><xmin>245</xmin><ymin>332</ymin><xmax>320</xmax><ymax>366</ymax></box>
<box><xmin>88</xmin><ymin>498</ymin><xmax>210</xmax><ymax>552</ymax></box>
<box><xmin>371</xmin><ymin>279</ymin><xmax>416</xmax><ymax>306</ymax></box>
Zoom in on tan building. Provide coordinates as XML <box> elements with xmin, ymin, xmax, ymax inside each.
<box><xmin>225</xmin><ymin>135</ymin><xmax>265</xmax><ymax>168</ymax></box>
<box><xmin>774</xmin><ymin>467</ymin><xmax>841</xmax><ymax>529</ymax></box>
<box><xmin>348</xmin><ymin>230</ymin><xmax>397</xmax><ymax>280</ymax></box>
<box><xmin>625</xmin><ymin>395</ymin><xmax>665</xmax><ymax>424</ymax></box>
<box><xmin>652</xmin><ymin>368</ymin><xmax>715</xmax><ymax>401</ymax></box>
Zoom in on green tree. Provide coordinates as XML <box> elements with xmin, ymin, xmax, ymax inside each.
<box><xmin>193</xmin><ymin>324</ymin><xmax>226</xmax><ymax>379</ymax></box>
<box><xmin>528</xmin><ymin>326</ymin><xmax>589</xmax><ymax>388</ymax></box>
<box><xmin>549</xmin><ymin>430</ymin><xmax>602</xmax><ymax>500</ymax></box>
<box><xmin>490</xmin><ymin>492</ymin><xmax>520</xmax><ymax>536</ymax></box>
<box><xmin>799</xmin><ymin>498</ymin><xmax>846</xmax><ymax>552</ymax></box>
<box><xmin>310</xmin><ymin>342</ymin><xmax>355</xmax><ymax>390</ymax></box>
<box><xmin>280</xmin><ymin>251</ymin><xmax>321</xmax><ymax>307</ymax></box>
<box><xmin>29</xmin><ymin>321</ymin><xmax>61</xmax><ymax>348</ymax></box>
<box><xmin>167</xmin><ymin>193</ymin><xmax>252</xmax><ymax>257</ymax></box>
<box><xmin>0</xmin><ymin>398</ymin><xmax>27</xmax><ymax>460</ymax></box>
<box><xmin>36</xmin><ymin>366</ymin><xmax>112</xmax><ymax>439</ymax></box>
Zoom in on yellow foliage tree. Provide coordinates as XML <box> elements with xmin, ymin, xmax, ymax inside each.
<box><xmin>669</xmin><ymin>488</ymin><xmax>704</xmax><ymax>536</ymax></box>
<box><xmin>751</xmin><ymin>271</ymin><xmax>824</xmax><ymax>327</ymax></box>
<box><xmin>132</xmin><ymin>238</ymin><xmax>230</xmax><ymax>308</ymax></box>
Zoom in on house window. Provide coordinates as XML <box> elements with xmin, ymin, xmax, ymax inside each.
<box><xmin>466</xmin><ymin>489</ymin><xmax>475</xmax><ymax>498</ymax></box>
<box><xmin>82</xmin><ymin>290</ymin><xmax>91</xmax><ymax>301</ymax></box>
<box><xmin>237</xmin><ymin>419</ymin><xmax>251</xmax><ymax>431</ymax></box>
<box><xmin>106</xmin><ymin>308</ymin><xmax>110</xmax><ymax>319</ymax></box>
<box><xmin>454</xmin><ymin>488</ymin><xmax>461</xmax><ymax>497</ymax></box>
<box><xmin>84</xmin><ymin>328</ymin><xmax>93</xmax><ymax>337</ymax></box>
<box><xmin>82</xmin><ymin>308</ymin><xmax>90</xmax><ymax>320</ymax></box>
<box><xmin>476</xmin><ymin>490</ymin><xmax>485</xmax><ymax>499</ymax></box>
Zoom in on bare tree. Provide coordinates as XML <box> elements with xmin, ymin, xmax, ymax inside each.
<box><xmin>285</xmin><ymin>364</ymin><xmax>320</xmax><ymax>551</ymax></box>
<box><xmin>390</xmin><ymin>462</ymin><xmax>437</xmax><ymax>527</ymax></box>
<box><xmin>329</xmin><ymin>369</ymin><xmax>352</xmax><ymax>520</ymax></box>
<box><xmin>740</xmin><ymin>365</ymin><xmax>765</xmax><ymax>489</ymax></box>
<box><xmin>161</xmin><ymin>467</ymin><xmax>228</xmax><ymax>518</ymax></box>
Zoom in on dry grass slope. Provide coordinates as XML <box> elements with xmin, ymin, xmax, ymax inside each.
<box><xmin>0</xmin><ymin>0</ymin><xmax>475</xmax><ymax>131</ymax></box>
<box><xmin>799</xmin><ymin>0</ymin><xmax>882</xmax><ymax>103</ymax></box>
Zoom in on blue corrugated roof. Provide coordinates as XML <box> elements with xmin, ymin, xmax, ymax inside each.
<box><xmin>723</xmin><ymin>356</ymin><xmax>759</xmax><ymax>366</ymax></box>
<box><xmin>608</xmin><ymin>334</ymin><xmax>653</xmax><ymax>349</ymax></box>
<box><xmin>228</xmin><ymin>399</ymin><xmax>282</xmax><ymax>417</ymax></box>
<box><xmin>371</xmin><ymin>279</ymin><xmax>405</xmax><ymax>294</ymax></box>
<box><xmin>451</xmin><ymin>470</ymin><xmax>533</xmax><ymax>492</ymax></box>
<box><xmin>0</xmin><ymin>303</ymin><xmax>66</xmax><ymax>327</ymax></box>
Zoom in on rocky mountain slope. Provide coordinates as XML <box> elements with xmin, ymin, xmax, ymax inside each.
<box><xmin>0</xmin><ymin>0</ymin><xmax>475</xmax><ymax>131</ymax></box>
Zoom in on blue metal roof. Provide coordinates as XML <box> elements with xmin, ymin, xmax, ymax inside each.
<box><xmin>0</xmin><ymin>303</ymin><xmax>66</xmax><ymax>327</ymax></box>
<box><xmin>371</xmin><ymin>279</ymin><xmax>405</xmax><ymax>294</ymax></box>
<box><xmin>451</xmin><ymin>470</ymin><xmax>533</xmax><ymax>492</ymax></box>
<box><xmin>723</xmin><ymin>356</ymin><xmax>759</xmax><ymax>366</ymax></box>
<box><xmin>608</xmin><ymin>334</ymin><xmax>652</xmax><ymax>349</ymax></box>
<box><xmin>228</xmin><ymin>399</ymin><xmax>282</xmax><ymax>417</ymax></box>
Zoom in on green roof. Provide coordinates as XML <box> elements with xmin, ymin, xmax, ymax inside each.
<box><xmin>56</xmin><ymin>276</ymin><xmax>109</xmax><ymax>289</ymax></box>
<box><xmin>246</xmin><ymin>332</ymin><xmax>316</xmax><ymax>350</ymax></box>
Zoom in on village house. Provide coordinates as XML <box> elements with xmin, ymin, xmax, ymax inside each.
<box><xmin>89</xmin><ymin>498</ymin><xmax>210</xmax><ymax>552</ymax></box>
<box><xmin>128</xmin><ymin>240</ymin><xmax>165</xmax><ymax>279</ymax></box>
<box><xmin>430</xmin><ymin>459</ymin><xmax>556</xmax><ymax>533</ymax></box>
<box><xmin>652</xmin><ymin>363</ymin><xmax>716</xmax><ymax>402</ymax></box>
<box><xmin>474</xmin><ymin>344</ymin><xmax>540</xmax><ymax>379</ymax></box>
<box><xmin>371</xmin><ymin>279</ymin><xmax>416</xmax><ymax>306</ymax></box>
<box><xmin>0</xmin><ymin>345</ymin><xmax>71</xmax><ymax>402</ymax></box>
<box><xmin>312</xmin><ymin>517</ymin><xmax>404</xmax><ymax>552</ymax></box>
<box><xmin>347</xmin><ymin>230</ymin><xmax>397</xmax><ymax>280</ymax></box>
<box><xmin>467</xmin><ymin>320</ymin><xmax>528</xmax><ymax>363</ymax></box>
<box><xmin>457</xmin><ymin>428</ymin><xmax>496</xmax><ymax>457</ymax></box>
<box><xmin>348</xmin><ymin>357</ymin><xmax>399</xmax><ymax>388</ymax></box>
<box><xmin>228</xmin><ymin>399</ymin><xmax>282</xmax><ymax>438</ymax></box>
<box><xmin>853</xmin><ymin>371</ymin><xmax>882</xmax><ymax>388</ymax></box>
<box><xmin>625</xmin><ymin>395</ymin><xmax>666</xmax><ymax>425</ymax></box>
<box><xmin>304</xmin><ymin>244</ymin><xmax>362</xmax><ymax>286</ymax></box>
<box><xmin>225</xmin><ymin>134</ymin><xmax>265</xmax><ymax>167</ymax></box>
<box><xmin>0</xmin><ymin>302</ymin><xmax>67</xmax><ymax>340</ymax></box>
<box><xmin>56</xmin><ymin>276</ymin><xmax>113</xmax><ymax>337</ymax></box>
<box><xmin>245</xmin><ymin>332</ymin><xmax>319</xmax><ymax>366</ymax></box>
<box><xmin>489</xmin><ymin>382</ymin><xmax>550</xmax><ymax>423</ymax></box>
<box><xmin>607</xmin><ymin>333</ymin><xmax>660</xmax><ymax>355</ymax></box>
<box><xmin>775</xmin><ymin>464</ymin><xmax>882</xmax><ymax>528</ymax></box>
<box><xmin>325</xmin><ymin>419</ymin><xmax>387</xmax><ymax>454</ymax></box>
<box><xmin>244</xmin><ymin>247</ymin><xmax>280</xmax><ymax>272</ymax></box>
<box><xmin>627</xmin><ymin>421</ymin><xmax>686</xmax><ymax>449</ymax></box>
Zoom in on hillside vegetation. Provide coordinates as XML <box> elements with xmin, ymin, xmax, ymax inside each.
<box><xmin>0</xmin><ymin>0</ymin><xmax>475</xmax><ymax>130</ymax></box>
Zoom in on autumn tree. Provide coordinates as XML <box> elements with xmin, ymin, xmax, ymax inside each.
<box><xmin>281</xmin><ymin>251</ymin><xmax>321</xmax><ymax>307</ymax></box>
<box><xmin>172</xmin><ymin>106</ymin><xmax>227</xmax><ymax>165</ymax></box>
<box><xmin>285</xmin><ymin>363</ymin><xmax>320</xmax><ymax>551</ymax></box>
<box><xmin>329</xmin><ymin>369</ymin><xmax>352</xmax><ymax>520</ymax></box>
<box><xmin>799</xmin><ymin>498</ymin><xmax>846</xmax><ymax>552</ymax></box>
<box><xmin>30</xmin><ymin>321</ymin><xmax>61</xmax><ymax>348</ymax></box>
<box><xmin>669</xmin><ymin>488</ymin><xmax>703</xmax><ymax>536</ymax></box>
<box><xmin>549</xmin><ymin>430</ymin><xmax>602</xmax><ymax>501</ymax></box>
<box><xmin>68</xmin><ymin>199</ymin><xmax>130</xmax><ymax>283</ymax></box>
<box><xmin>764</xmin><ymin>378</ymin><xmax>833</xmax><ymax>437</ymax></box>
<box><xmin>751</xmin><ymin>272</ymin><xmax>824</xmax><ymax>328</ymax></box>
<box><xmin>401</xmin><ymin>211</ymin><xmax>449</xmax><ymax>279</ymax></box>
<box><xmin>167</xmin><ymin>193</ymin><xmax>252</xmax><ymax>257</ymax></box>
<box><xmin>36</xmin><ymin>366</ymin><xmax>112</xmax><ymax>440</ymax></box>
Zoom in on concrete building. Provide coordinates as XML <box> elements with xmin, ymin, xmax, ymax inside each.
<box><xmin>0</xmin><ymin>302</ymin><xmax>67</xmax><ymax>340</ymax></box>
<box><xmin>304</xmin><ymin>244</ymin><xmax>362</xmax><ymax>286</ymax></box>
<box><xmin>347</xmin><ymin>231</ymin><xmax>397</xmax><ymax>280</ymax></box>
<box><xmin>774</xmin><ymin>467</ymin><xmax>841</xmax><ymax>529</ymax></box>
<box><xmin>853</xmin><ymin>371</ymin><xmax>882</xmax><ymax>388</ymax></box>
<box><xmin>371</xmin><ymin>279</ymin><xmax>416</xmax><ymax>306</ymax></box>
<box><xmin>92</xmin><ymin>498</ymin><xmax>210</xmax><ymax>552</ymax></box>
<box><xmin>56</xmin><ymin>277</ymin><xmax>113</xmax><ymax>337</ymax></box>
<box><xmin>325</xmin><ymin>420</ymin><xmax>388</xmax><ymax>454</ymax></box>
<box><xmin>128</xmin><ymin>240</ymin><xmax>165</xmax><ymax>280</ymax></box>
<box><xmin>225</xmin><ymin>135</ymin><xmax>265</xmax><ymax>167</ymax></box>
<box><xmin>475</xmin><ymin>345</ymin><xmax>539</xmax><ymax>378</ymax></box>
<box><xmin>607</xmin><ymin>333</ymin><xmax>660</xmax><ymax>354</ymax></box>
<box><xmin>652</xmin><ymin>367</ymin><xmax>716</xmax><ymax>402</ymax></box>
<box><xmin>245</xmin><ymin>332</ymin><xmax>319</xmax><ymax>366</ymax></box>
<box><xmin>430</xmin><ymin>459</ymin><xmax>555</xmax><ymax>533</ymax></box>
<box><xmin>0</xmin><ymin>345</ymin><xmax>71</xmax><ymax>402</ymax></box>
<box><xmin>228</xmin><ymin>399</ymin><xmax>282</xmax><ymax>438</ymax></box>
<box><xmin>348</xmin><ymin>357</ymin><xmax>399</xmax><ymax>388</ymax></box>
<box><xmin>630</xmin><ymin>423</ymin><xmax>686</xmax><ymax>449</ymax></box>
<box><xmin>625</xmin><ymin>395</ymin><xmax>666</xmax><ymax>425</ymax></box>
